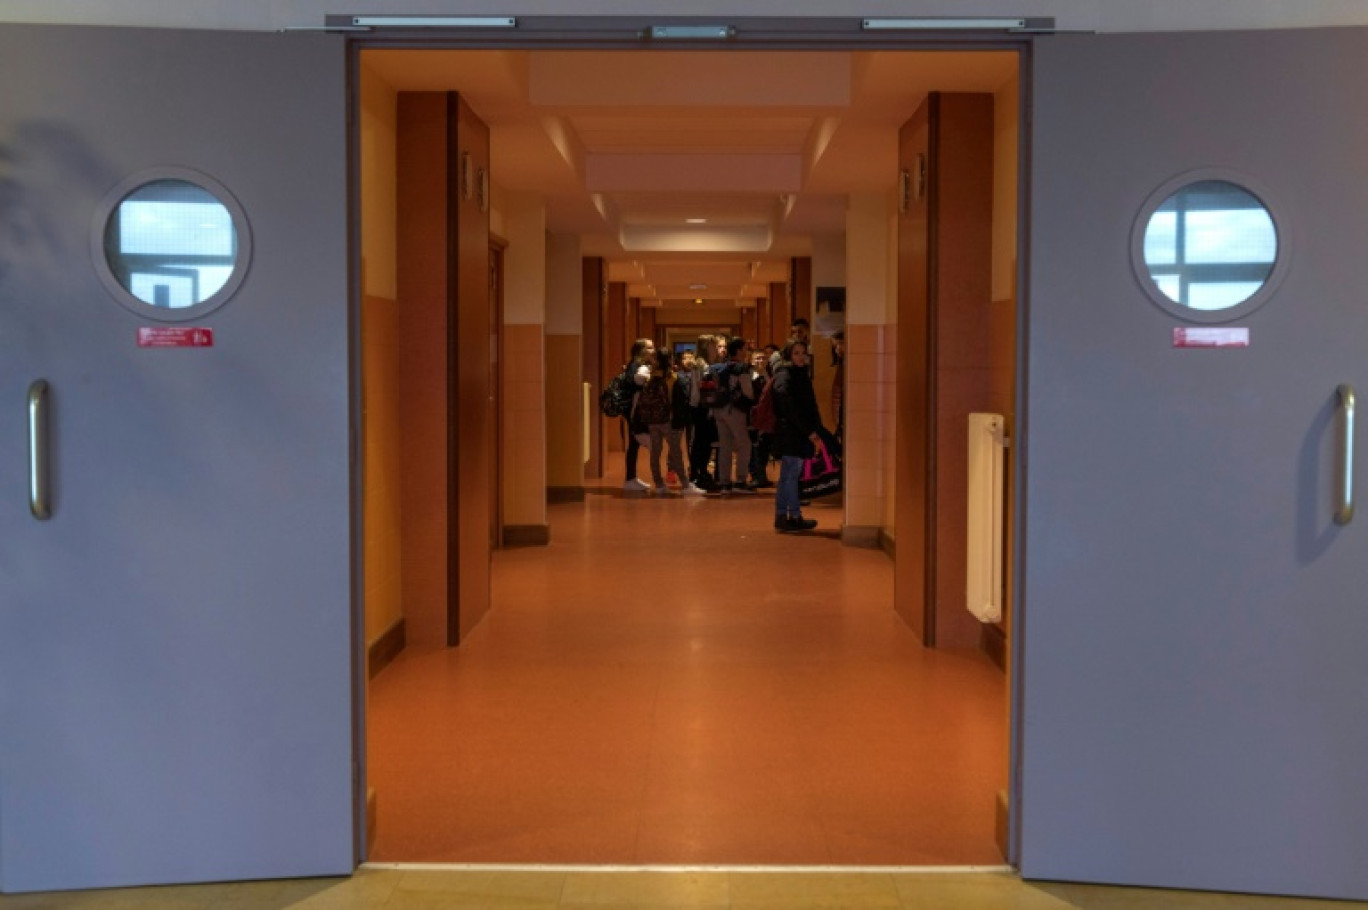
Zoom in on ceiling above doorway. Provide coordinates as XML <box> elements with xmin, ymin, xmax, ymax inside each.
<box><xmin>362</xmin><ymin>48</ymin><xmax>1017</xmax><ymax>305</ymax></box>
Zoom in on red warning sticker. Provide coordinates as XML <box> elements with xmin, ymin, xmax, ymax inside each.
<box><xmin>137</xmin><ymin>327</ymin><xmax>214</xmax><ymax>348</ymax></box>
<box><xmin>1173</xmin><ymin>327</ymin><xmax>1248</xmax><ymax>348</ymax></box>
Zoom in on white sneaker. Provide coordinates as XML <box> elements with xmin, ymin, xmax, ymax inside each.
<box><xmin>680</xmin><ymin>482</ymin><xmax>705</xmax><ymax>496</ymax></box>
<box><xmin>623</xmin><ymin>478</ymin><xmax>650</xmax><ymax>492</ymax></box>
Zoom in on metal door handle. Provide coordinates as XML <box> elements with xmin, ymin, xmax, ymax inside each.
<box><xmin>29</xmin><ymin>380</ymin><xmax>51</xmax><ymax>520</ymax></box>
<box><xmin>1337</xmin><ymin>383</ymin><xmax>1355</xmax><ymax>525</ymax></box>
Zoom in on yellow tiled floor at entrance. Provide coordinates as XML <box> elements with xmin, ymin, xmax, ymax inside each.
<box><xmin>3</xmin><ymin>869</ymin><xmax>1364</xmax><ymax>909</ymax></box>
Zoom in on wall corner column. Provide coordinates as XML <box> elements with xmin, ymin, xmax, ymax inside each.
<box><xmin>546</xmin><ymin>233</ymin><xmax>585</xmax><ymax>504</ymax></box>
<box><xmin>501</xmin><ymin>191</ymin><xmax>549</xmax><ymax>542</ymax></box>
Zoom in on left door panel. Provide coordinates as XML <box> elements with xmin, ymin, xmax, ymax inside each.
<box><xmin>0</xmin><ymin>25</ymin><xmax>354</xmax><ymax>891</ymax></box>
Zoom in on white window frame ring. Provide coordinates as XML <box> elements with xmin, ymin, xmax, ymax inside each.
<box><xmin>91</xmin><ymin>166</ymin><xmax>253</xmax><ymax>323</ymax></box>
<box><xmin>1129</xmin><ymin>168</ymin><xmax>1292</xmax><ymax>325</ymax></box>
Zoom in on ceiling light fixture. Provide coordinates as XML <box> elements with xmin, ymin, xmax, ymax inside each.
<box><xmin>686</xmin><ymin>218</ymin><xmax>708</xmax><ymax>224</ymax></box>
<box><xmin>689</xmin><ymin>283</ymin><xmax>708</xmax><ymax>290</ymax></box>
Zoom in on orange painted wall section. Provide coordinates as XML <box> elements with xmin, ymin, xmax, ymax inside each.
<box><xmin>768</xmin><ymin>281</ymin><xmax>790</xmax><ymax>347</ymax></box>
<box><xmin>360</xmin><ymin>62</ymin><xmax>403</xmax><ymax>650</ymax></box>
<box><xmin>500</xmin><ymin>324</ymin><xmax>548</xmax><ymax>506</ymax></box>
<box><xmin>881</xmin><ymin>327</ymin><xmax>899</xmax><ymax>536</ymax></box>
<box><xmin>894</xmin><ymin>100</ymin><xmax>931</xmax><ymax>643</ymax></box>
<box><xmin>544</xmin><ymin>332</ymin><xmax>582</xmax><ymax>492</ymax></box>
<box><xmin>844</xmin><ymin>323</ymin><xmax>895</xmax><ymax>533</ymax></box>
<box><xmin>363</xmin><ymin>293</ymin><xmax>404</xmax><ymax>650</ymax></box>
<box><xmin>582</xmin><ymin>259</ymin><xmax>603</xmax><ymax>480</ymax></box>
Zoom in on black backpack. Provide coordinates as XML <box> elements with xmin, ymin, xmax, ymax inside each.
<box><xmin>598</xmin><ymin>367</ymin><xmax>635</xmax><ymax>419</ymax></box>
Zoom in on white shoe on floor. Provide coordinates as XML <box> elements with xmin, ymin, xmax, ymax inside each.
<box><xmin>623</xmin><ymin>477</ymin><xmax>650</xmax><ymax>492</ymax></box>
<box><xmin>651</xmin><ymin>484</ymin><xmax>671</xmax><ymax>496</ymax></box>
<box><xmin>680</xmin><ymin>482</ymin><xmax>705</xmax><ymax>496</ymax></box>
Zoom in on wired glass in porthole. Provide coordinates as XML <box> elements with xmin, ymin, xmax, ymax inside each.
<box><xmin>95</xmin><ymin>171</ymin><xmax>251</xmax><ymax>320</ymax></box>
<box><xmin>1138</xmin><ymin>179</ymin><xmax>1281</xmax><ymax>318</ymax></box>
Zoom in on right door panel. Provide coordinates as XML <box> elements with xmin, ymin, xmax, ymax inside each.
<box><xmin>1021</xmin><ymin>28</ymin><xmax>1368</xmax><ymax>900</ymax></box>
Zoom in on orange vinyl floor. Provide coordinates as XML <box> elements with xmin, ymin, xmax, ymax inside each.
<box><xmin>366</xmin><ymin>470</ymin><xmax>1008</xmax><ymax>865</ymax></box>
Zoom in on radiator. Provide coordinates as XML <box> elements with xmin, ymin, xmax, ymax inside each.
<box><xmin>966</xmin><ymin>413</ymin><xmax>1008</xmax><ymax>624</ymax></box>
<box><xmin>583</xmin><ymin>382</ymin><xmax>592</xmax><ymax>465</ymax></box>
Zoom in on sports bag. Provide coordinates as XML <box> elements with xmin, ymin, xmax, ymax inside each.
<box><xmin>798</xmin><ymin>443</ymin><xmax>843</xmax><ymax>499</ymax></box>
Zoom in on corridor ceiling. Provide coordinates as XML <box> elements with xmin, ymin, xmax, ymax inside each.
<box><xmin>362</xmin><ymin>48</ymin><xmax>1017</xmax><ymax>306</ymax></box>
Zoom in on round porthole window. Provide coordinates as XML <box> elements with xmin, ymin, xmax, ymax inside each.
<box><xmin>1131</xmin><ymin>172</ymin><xmax>1289</xmax><ymax>323</ymax></box>
<box><xmin>92</xmin><ymin>168</ymin><xmax>252</xmax><ymax>321</ymax></box>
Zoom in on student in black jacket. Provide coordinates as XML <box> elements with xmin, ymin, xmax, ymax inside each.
<box><xmin>747</xmin><ymin>348</ymin><xmax>774</xmax><ymax>488</ymax></box>
<box><xmin>686</xmin><ymin>334</ymin><xmax>723</xmax><ymax>491</ymax></box>
<box><xmin>769</xmin><ymin>339</ymin><xmax>824</xmax><ymax>532</ymax></box>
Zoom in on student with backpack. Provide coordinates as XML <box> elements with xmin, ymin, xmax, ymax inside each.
<box><xmin>637</xmin><ymin>349</ymin><xmax>701</xmax><ymax>495</ymax></box>
<box><xmin>706</xmin><ymin>337</ymin><xmax>757</xmax><ymax>496</ymax></box>
<box><xmin>747</xmin><ymin>348</ymin><xmax>774</xmax><ymax>488</ymax></box>
<box><xmin>686</xmin><ymin>334</ymin><xmax>722</xmax><ymax>492</ymax></box>
<box><xmin>621</xmin><ymin>338</ymin><xmax>654</xmax><ymax>492</ymax></box>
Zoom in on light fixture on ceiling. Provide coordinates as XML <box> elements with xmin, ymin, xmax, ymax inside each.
<box><xmin>694</xmin><ymin>298</ymin><xmax>704</xmax><ymax>305</ymax></box>
<box><xmin>351</xmin><ymin>15</ymin><xmax>517</xmax><ymax>27</ymax></box>
<box><xmin>689</xmin><ymin>283</ymin><xmax>708</xmax><ymax>290</ymax></box>
<box><xmin>861</xmin><ymin>17</ymin><xmax>1026</xmax><ymax>30</ymax></box>
<box><xmin>686</xmin><ymin>218</ymin><xmax>708</xmax><ymax>224</ymax></box>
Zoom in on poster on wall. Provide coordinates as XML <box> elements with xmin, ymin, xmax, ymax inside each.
<box><xmin>814</xmin><ymin>286</ymin><xmax>846</xmax><ymax>338</ymax></box>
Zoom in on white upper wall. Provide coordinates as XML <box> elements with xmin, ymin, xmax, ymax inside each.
<box><xmin>3</xmin><ymin>1</ymin><xmax>1368</xmax><ymax>32</ymax></box>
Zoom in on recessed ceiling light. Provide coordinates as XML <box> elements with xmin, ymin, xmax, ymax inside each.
<box><xmin>686</xmin><ymin>218</ymin><xmax>707</xmax><ymax>224</ymax></box>
<box><xmin>689</xmin><ymin>283</ymin><xmax>708</xmax><ymax>290</ymax></box>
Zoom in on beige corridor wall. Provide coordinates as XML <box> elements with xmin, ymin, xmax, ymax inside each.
<box><xmin>843</xmin><ymin>194</ymin><xmax>896</xmax><ymax>546</ymax></box>
<box><xmin>499</xmin><ymin>191</ymin><xmax>548</xmax><ymax>531</ymax></box>
<box><xmin>360</xmin><ymin>62</ymin><xmax>403</xmax><ymax>652</ymax></box>
<box><xmin>810</xmin><ymin>232</ymin><xmax>843</xmax><ymax>434</ymax></box>
<box><xmin>545</xmin><ymin>233</ymin><xmax>584</xmax><ymax>497</ymax></box>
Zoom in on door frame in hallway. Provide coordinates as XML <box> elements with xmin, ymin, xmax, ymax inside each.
<box><xmin>349</xmin><ymin>16</ymin><xmax>1033</xmax><ymax>871</ymax></box>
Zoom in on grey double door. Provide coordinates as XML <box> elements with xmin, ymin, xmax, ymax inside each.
<box><xmin>0</xmin><ymin>25</ymin><xmax>355</xmax><ymax>892</ymax></box>
<box><xmin>3</xmin><ymin>17</ymin><xmax>1368</xmax><ymax>904</ymax></box>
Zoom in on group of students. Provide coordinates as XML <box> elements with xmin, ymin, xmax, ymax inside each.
<box><xmin>617</xmin><ymin>320</ymin><xmax>834</xmax><ymax>532</ymax></box>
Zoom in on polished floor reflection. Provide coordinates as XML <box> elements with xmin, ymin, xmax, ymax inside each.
<box><xmin>367</xmin><ymin>478</ymin><xmax>1007</xmax><ymax>864</ymax></box>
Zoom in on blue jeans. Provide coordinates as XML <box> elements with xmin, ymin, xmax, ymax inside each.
<box><xmin>776</xmin><ymin>455</ymin><xmax>804</xmax><ymax>518</ymax></box>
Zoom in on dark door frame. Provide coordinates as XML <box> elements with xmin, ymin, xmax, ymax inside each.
<box><xmin>346</xmin><ymin>17</ymin><xmax>1037</xmax><ymax>866</ymax></box>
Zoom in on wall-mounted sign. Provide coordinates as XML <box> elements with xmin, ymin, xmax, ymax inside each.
<box><xmin>137</xmin><ymin>327</ymin><xmax>214</xmax><ymax>348</ymax></box>
<box><xmin>815</xmin><ymin>286</ymin><xmax>845</xmax><ymax>337</ymax></box>
<box><xmin>1173</xmin><ymin>327</ymin><xmax>1249</xmax><ymax>348</ymax></box>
